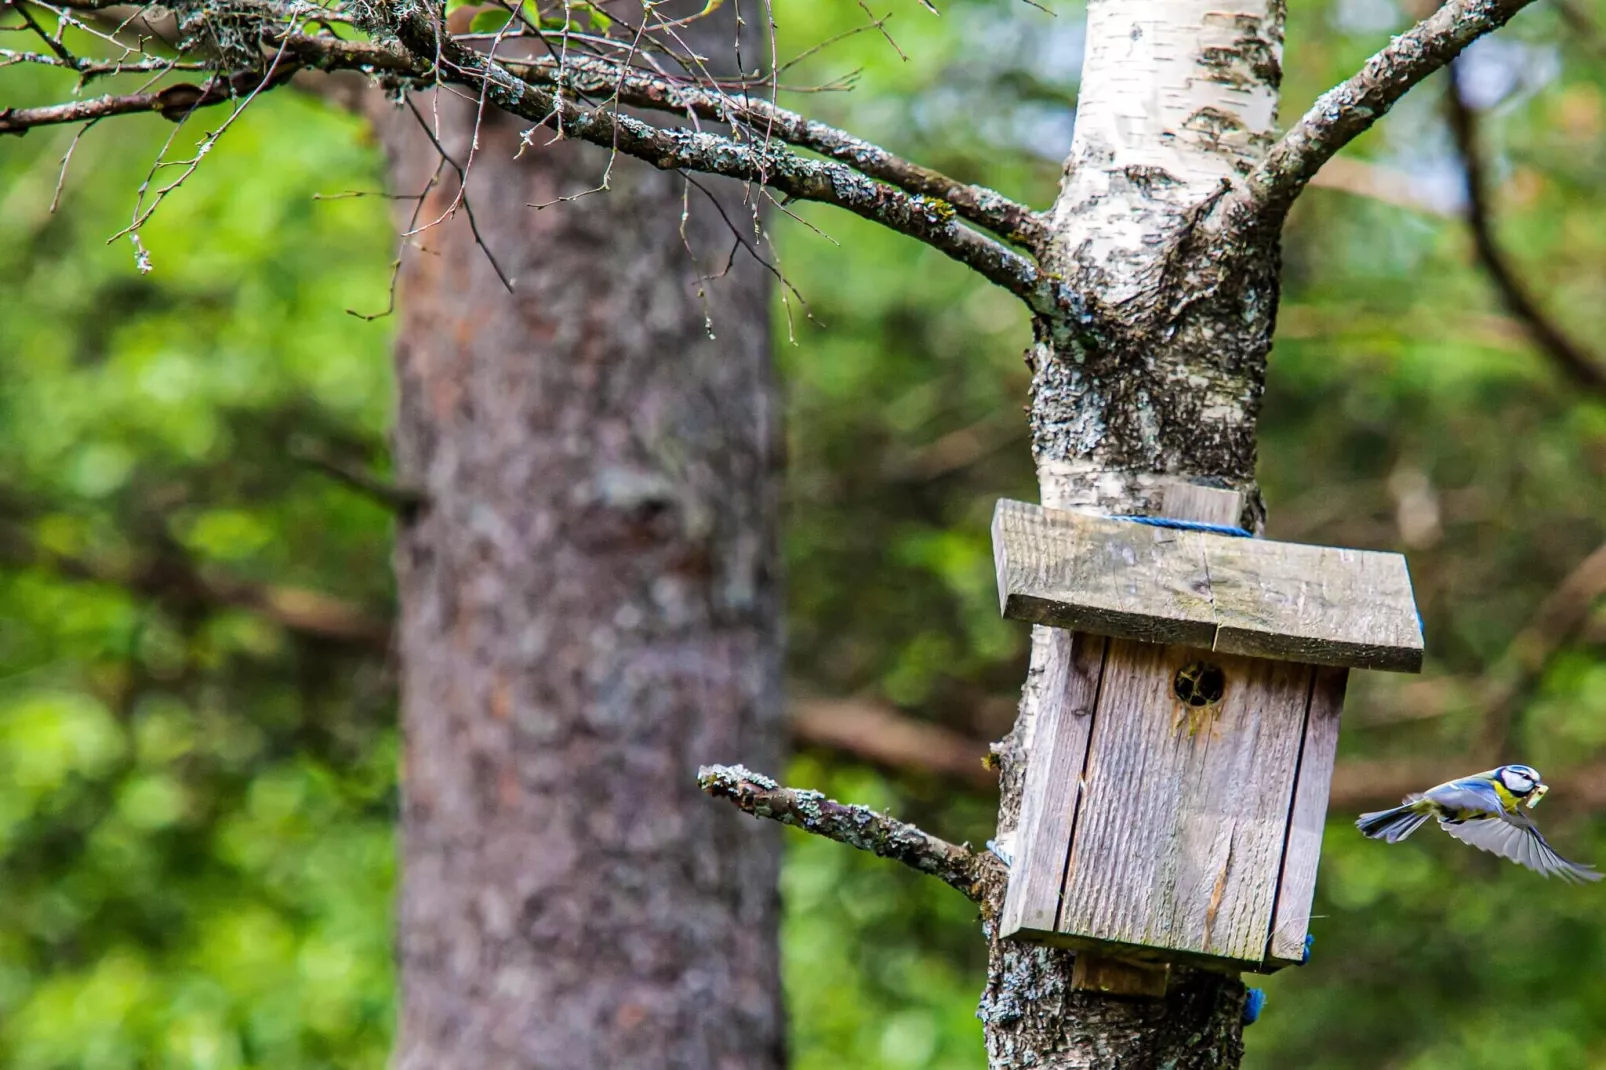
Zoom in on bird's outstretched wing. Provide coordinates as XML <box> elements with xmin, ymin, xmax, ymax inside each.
<box><xmin>1422</xmin><ymin>777</ymin><xmax>1510</xmax><ymax>818</ymax></box>
<box><xmin>1442</xmin><ymin>816</ymin><xmax>1603</xmax><ymax>884</ymax></box>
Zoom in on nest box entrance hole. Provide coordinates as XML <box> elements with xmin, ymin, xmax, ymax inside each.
<box><xmin>990</xmin><ymin>484</ymin><xmax>1422</xmax><ymax>982</ymax></box>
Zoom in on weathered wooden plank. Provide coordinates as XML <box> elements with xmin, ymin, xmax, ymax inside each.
<box><xmin>1057</xmin><ymin>641</ymin><xmax>1312</xmax><ymax>966</ymax></box>
<box><xmin>1266</xmin><ymin>665</ymin><xmax>1348</xmax><ymax>966</ymax></box>
<box><xmin>991</xmin><ymin>499</ymin><xmax>1423</xmax><ymax>673</ymax></box>
<box><xmin>999</xmin><ymin>630</ymin><xmax>1108</xmax><ymax>940</ymax></box>
<box><xmin>1206</xmin><ymin>539</ymin><xmax>1423</xmax><ymax>673</ymax></box>
<box><xmin>992</xmin><ymin>499</ymin><xmax>1216</xmax><ymax>648</ymax></box>
<box><xmin>1160</xmin><ymin>484</ymin><xmax>1245</xmax><ymax>529</ymax></box>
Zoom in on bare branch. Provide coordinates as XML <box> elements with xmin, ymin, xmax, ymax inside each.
<box><xmin>696</xmin><ymin>763</ymin><xmax>999</xmax><ymax>900</ymax></box>
<box><xmin>378</xmin><ymin>12</ymin><xmax>1058</xmax><ymax>310</ymax></box>
<box><xmin>507</xmin><ymin>53</ymin><xmax>1046</xmax><ymax>250</ymax></box>
<box><xmin>0</xmin><ymin>515</ymin><xmax>392</xmax><ymax>649</ymax></box>
<box><xmin>290</xmin><ymin>439</ymin><xmax>428</xmax><ymax>516</ymax></box>
<box><xmin>1445</xmin><ymin>62</ymin><xmax>1606</xmax><ymax>397</ymax></box>
<box><xmin>0</xmin><ymin>74</ymin><xmax>272</xmax><ymax>134</ymax></box>
<box><xmin>0</xmin><ymin>20</ymin><xmax>1053</xmax><ymax>304</ymax></box>
<box><xmin>1246</xmin><ymin>0</ymin><xmax>1538</xmax><ymax>219</ymax></box>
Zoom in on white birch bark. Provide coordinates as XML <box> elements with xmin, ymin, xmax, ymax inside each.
<box><xmin>983</xmin><ymin>4</ymin><xmax>1288</xmax><ymax>1066</ymax></box>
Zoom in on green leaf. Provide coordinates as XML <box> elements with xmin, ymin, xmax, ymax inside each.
<box><xmin>469</xmin><ymin>8</ymin><xmax>513</xmax><ymax>33</ymax></box>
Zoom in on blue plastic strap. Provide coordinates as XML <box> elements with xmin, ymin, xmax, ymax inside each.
<box><xmin>1242</xmin><ymin>987</ymin><xmax>1267</xmax><ymax>1026</ymax></box>
<box><xmin>1110</xmin><ymin>514</ymin><xmax>1252</xmax><ymax>539</ymax></box>
<box><xmin>1302</xmin><ymin>933</ymin><xmax>1314</xmax><ymax>965</ymax></box>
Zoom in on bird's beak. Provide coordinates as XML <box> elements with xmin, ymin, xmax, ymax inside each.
<box><xmin>1529</xmin><ymin>783</ymin><xmax>1549</xmax><ymax>808</ymax></box>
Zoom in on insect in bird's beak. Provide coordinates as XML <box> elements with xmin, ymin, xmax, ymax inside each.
<box><xmin>1529</xmin><ymin>782</ymin><xmax>1549</xmax><ymax>808</ymax></box>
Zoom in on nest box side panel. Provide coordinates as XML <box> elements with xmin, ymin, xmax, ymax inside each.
<box><xmin>1056</xmin><ymin>641</ymin><xmax>1311</xmax><ymax>967</ymax></box>
<box><xmin>1267</xmin><ymin>664</ymin><xmax>1349</xmax><ymax>965</ymax></box>
<box><xmin>999</xmin><ymin>630</ymin><xmax>1108</xmax><ymax>940</ymax></box>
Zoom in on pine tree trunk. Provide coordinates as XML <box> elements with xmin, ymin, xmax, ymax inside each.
<box><xmin>983</xmin><ymin>2</ymin><xmax>1286</xmax><ymax>1065</ymax></box>
<box><xmin>374</xmin><ymin>64</ymin><xmax>786</xmax><ymax>1070</ymax></box>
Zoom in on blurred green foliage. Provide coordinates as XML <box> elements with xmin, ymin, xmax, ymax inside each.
<box><xmin>2</xmin><ymin>0</ymin><xmax>1605</xmax><ymax>1066</ymax></box>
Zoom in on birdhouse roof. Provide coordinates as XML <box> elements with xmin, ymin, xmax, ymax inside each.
<box><xmin>992</xmin><ymin>499</ymin><xmax>1424</xmax><ymax>673</ymax></box>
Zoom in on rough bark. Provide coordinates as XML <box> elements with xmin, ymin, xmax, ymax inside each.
<box><xmin>981</xmin><ymin>2</ymin><xmax>1287</xmax><ymax>1065</ymax></box>
<box><xmin>376</xmin><ymin>36</ymin><xmax>785</xmax><ymax>1070</ymax></box>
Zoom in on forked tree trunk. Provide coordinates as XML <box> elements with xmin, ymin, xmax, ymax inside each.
<box><xmin>375</xmin><ymin>55</ymin><xmax>786</xmax><ymax>1070</ymax></box>
<box><xmin>983</xmin><ymin>2</ymin><xmax>1286</xmax><ymax>1065</ymax></box>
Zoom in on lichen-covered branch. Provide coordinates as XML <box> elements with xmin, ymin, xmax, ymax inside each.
<box><xmin>1246</xmin><ymin>0</ymin><xmax>1539</xmax><ymax>220</ymax></box>
<box><xmin>370</xmin><ymin>10</ymin><xmax>1057</xmax><ymax>310</ymax></box>
<box><xmin>508</xmin><ymin>54</ymin><xmax>1046</xmax><ymax>251</ymax></box>
<box><xmin>0</xmin><ymin>8</ymin><xmax>1051</xmax><ymax>297</ymax></box>
<box><xmin>0</xmin><ymin>68</ymin><xmax>291</xmax><ymax>133</ymax></box>
<box><xmin>696</xmin><ymin>764</ymin><xmax>999</xmax><ymax>901</ymax></box>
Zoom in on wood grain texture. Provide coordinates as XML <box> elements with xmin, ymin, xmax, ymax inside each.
<box><xmin>1057</xmin><ymin>641</ymin><xmax>1312</xmax><ymax>966</ymax></box>
<box><xmin>993</xmin><ymin>499</ymin><xmax>1216</xmax><ymax>648</ymax></box>
<box><xmin>1160</xmin><ymin>484</ymin><xmax>1246</xmax><ymax>528</ymax></box>
<box><xmin>999</xmin><ymin>631</ymin><xmax>1108</xmax><ymax>939</ymax></box>
<box><xmin>1206</xmin><ymin>539</ymin><xmax>1423</xmax><ymax>673</ymax></box>
<box><xmin>992</xmin><ymin>499</ymin><xmax>1423</xmax><ymax>673</ymax></box>
<box><xmin>1266</xmin><ymin>665</ymin><xmax>1348</xmax><ymax>966</ymax></box>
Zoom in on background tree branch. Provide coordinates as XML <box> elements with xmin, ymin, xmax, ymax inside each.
<box><xmin>1445</xmin><ymin>60</ymin><xmax>1606</xmax><ymax>396</ymax></box>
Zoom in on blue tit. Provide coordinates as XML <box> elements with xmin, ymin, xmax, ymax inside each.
<box><xmin>1356</xmin><ymin>764</ymin><xmax>1601</xmax><ymax>883</ymax></box>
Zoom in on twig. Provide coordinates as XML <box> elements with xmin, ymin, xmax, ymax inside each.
<box><xmin>0</xmin><ymin>516</ymin><xmax>392</xmax><ymax>649</ymax></box>
<box><xmin>505</xmin><ymin>51</ymin><xmax>1047</xmax><ymax>251</ymax></box>
<box><xmin>1445</xmin><ymin>61</ymin><xmax>1606</xmax><ymax>397</ymax></box>
<box><xmin>0</xmin><ymin>26</ymin><xmax>1049</xmax><ymax>293</ymax></box>
<box><xmin>0</xmin><ymin>35</ymin><xmax>410</xmax><ymax>136</ymax></box>
<box><xmin>384</xmin><ymin>12</ymin><xmax>1058</xmax><ymax>312</ymax></box>
<box><xmin>291</xmin><ymin>439</ymin><xmax>429</xmax><ymax>516</ymax></box>
<box><xmin>400</xmin><ymin>95</ymin><xmax>515</xmax><ymax>292</ymax></box>
<box><xmin>12</xmin><ymin>1</ymin><xmax>78</xmax><ymax>64</ymax></box>
<box><xmin>1246</xmin><ymin>0</ymin><xmax>1539</xmax><ymax>221</ymax></box>
<box><xmin>0</xmin><ymin>77</ymin><xmax>252</xmax><ymax>134</ymax></box>
<box><xmin>697</xmin><ymin>763</ymin><xmax>999</xmax><ymax>900</ymax></box>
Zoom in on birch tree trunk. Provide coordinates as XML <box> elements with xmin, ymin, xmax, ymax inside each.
<box><xmin>373</xmin><ymin>28</ymin><xmax>787</xmax><ymax>1070</ymax></box>
<box><xmin>982</xmin><ymin>3</ymin><xmax>1286</xmax><ymax>1065</ymax></box>
<box><xmin>0</xmin><ymin>0</ymin><xmax>1542</xmax><ymax>1065</ymax></box>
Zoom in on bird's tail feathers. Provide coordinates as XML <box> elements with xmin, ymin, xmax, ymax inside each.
<box><xmin>1356</xmin><ymin>796</ymin><xmax>1432</xmax><ymax>843</ymax></box>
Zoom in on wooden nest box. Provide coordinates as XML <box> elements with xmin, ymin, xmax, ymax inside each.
<box><xmin>993</xmin><ymin>487</ymin><xmax>1423</xmax><ymax>979</ymax></box>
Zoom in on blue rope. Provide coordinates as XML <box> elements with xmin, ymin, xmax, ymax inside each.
<box><xmin>1302</xmin><ymin>933</ymin><xmax>1314</xmax><ymax>965</ymax></box>
<box><xmin>1242</xmin><ymin>988</ymin><xmax>1267</xmax><ymax>1026</ymax></box>
<box><xmin>1111</xmin><ymin>514</ymin><xmax>1252</xmax><ymax>538</ymax></box>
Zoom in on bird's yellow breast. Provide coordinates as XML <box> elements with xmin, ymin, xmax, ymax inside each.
<box><xmin>1489</xmin><ymin>780</ymin><xmax>1521</xmax><ymax>813</ymax></box>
